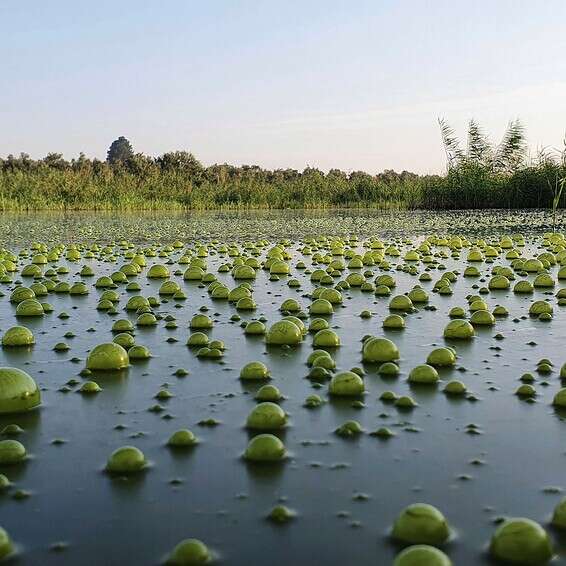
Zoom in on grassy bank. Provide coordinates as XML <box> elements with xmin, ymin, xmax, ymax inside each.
<box><xmin>0</xmin><ymin>162</ymin><xmax>564</xmax><ymax>212</ymax></box>
<box><xmin>1</xmin><ymin>120</ymin><xmax>564</xmax><ymax>211</ymax></box>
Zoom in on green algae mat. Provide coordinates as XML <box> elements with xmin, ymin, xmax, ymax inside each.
<box><xmin>1</xmin><ymin>209</ymin><xmax>566</xmax><ymax>565</ymax></box>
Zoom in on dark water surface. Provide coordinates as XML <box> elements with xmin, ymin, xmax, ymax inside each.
<box><xmin>1</xmin><ymin>210</ymin><xmax>566</xmax><ymax>565</ymax></box>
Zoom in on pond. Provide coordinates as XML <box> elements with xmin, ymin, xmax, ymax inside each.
<box><xmin>1</xmin><ymin>209</ymin><xmax>565</xmax><ymax>565</ymax></box>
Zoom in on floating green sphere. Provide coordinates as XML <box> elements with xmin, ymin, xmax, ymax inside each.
<box><xmin>244</xmin><ymin>434</ymin><xmax>286</xmax><ymax>462</ymax></box>
<box><xmin>128</xmin><ymin>345</ymin><xmax>151</xmax><ymax>360</ymax></box>
<box><xmin>552</xmin><ymin>388</ymin><xmax>566</xmax><ymax>407</ymax></box>
<box><xmin>312</xmin><ymin>329</ymin><xmax>340</xmax><ymax>348</ymax></box>
<box><xmin>255</xmin><ymin>384</ymin><xmax>282</xmax><ymax>402</ymax></box>
<box><xmin>551</xmin><ymin>497</ymin><xmax>566</xmax><ymax>529</ymax></box>
<box><xmin>392</xmin><ymin>503</ymin><xmax>450</xmax><ymax>545</ymax></box>
<box><xmin>426</xmin><ymin>347</ymin><xmax>456</xmax><ymax>367</ymax></box>
<box><xmin>0</xmin><ymin>439</ymin><xmax>26</xmax><ymax>464</ymax></box>
<box><xmin>106</xmin><ymin>446</ymin><xmax>146</xmax><ymax>473</ymax></box>
<box><xmin>167</xmin><ymin>538</ymin><xmax>211</xmax><ymax>565</ymax></box>
<box><xmin>15</xmin><ymin>298</ymin><xmax>44</xmax><ymax>316</ymax></box>
<box><xmin>383</xmin><ymin>314</ymin><xmax>405</xmax><ymax>329</ymax></box>
<box><xmin>389</xmin><ymin>294</ymin><xmax>414</xmax><ymax>311</ymax></box>
<box><xmin>246</xmin><ymin>402</ymin><xmax>287</xmax><ymax>430</ymax></box>
<box><xmin>0</xmin><ymin>367</ymin><xmax>41</xmax><ymax>413</ymax></box>
<box><xmin>147</xmin><ymin>264</ymin><xmax>170</xmax><ymax>278</ymax></box>
<box><xmin>309</xmin><ymin>298</ymin><xmax>333</xmax><ymax>315</ymax></box>
<box><xmin>86</xmin><ymin>343</ymin><xmax>129</xmax><ymax>371</ymax></box>
<box><xmin>79</xmin><ymin>381</ymin><xmax>102</xmax><ymax>394</ymax></box>
<box><xmin>240</xmin><ymin>361</ymin><xmax>270</xmax><ymax>380</ymax></box>
<box><xmin>266</xmin><ymin>320</ymin><xmax>302</xmax><ymax>345</ymax></box>
<box><xmin>443</xmin><ymin>380</ymin><xmax>467</xmax><ymax>395</ymax></box>
<box><xmin>489</xmin><ymin>518</ymin><xmax>553</xmax><ymax>565</ymax></box>
<box><xmin>470</xmin><ymin>309</ymin><xmax>495</xmax><ymax>326</ymax></box>
<box><xmin>408</xmin><ymin>364</ymin><xmax>439</xmax><ymax>384</ymax></box>
<box><xmin>394</xmin><ymin>545</ymin><xmax>452</xmax><ymax>566</ymax></box>
<box><xmin>0</xmin><ymin>527</ymin><xmax>14</xmax><ymax>561</ymax></box>
<box><xmin>329</xmin><ymin>371</ymin><xmax>365</xmax><ymax>396</ymax></box>
<box><xmin>167</xmin><ymin>429</ymin><xmax>197</xmax><ymax>447</ymax></box>
<box><xmin>2</xmin><ymin>326</ymin><xmax>35</xmax><ymax>347</ymax></box>
<box><xmin>362</xmin><ymin>337</ymin><xmax>400</xmax><ymax>363</ymax></box>
<box><xmin>443</xmin><ymin>319</ymin><xmax>475</xmax><ymax>339</ymax></box>
<box><xmin>529</xmin><ymin>301</ymin><xmax>553</xmax><ymax>316</ymax></box>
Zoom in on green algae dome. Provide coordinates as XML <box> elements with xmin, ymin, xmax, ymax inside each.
<box><xmin>167</xmin><ymin>538</ymin><xmax>211</xmax><ymax>565</ymax></box>
<box><xmin>408</xmin><ymin>364</ymin><xmax>439</xmax><ymax>384</ymax></box>
<box><xmin>329</xmin><ymin>371</ymin><xmax>365</xmax><ymax>396</ymax></box>
<box><xmin>2</xmin><ymin>325</ymin><xmax>35</xmax><ymax>347</ymax></box>
<box><xmin>529</xmin><ymin>301</ymin><xmax>553</xmax><ymax>316</ymax></box>
<box><xmin>389</xmin><ymin>295</ymin><xmax>414</xmax><ymax>311</ymax></box>
<box><xmin>147</xmin><ymin>264</ymin><xmax>170</xmax><ymax>278</ymax></box>
<box><xmin>383</xmin><ymin>314</ymin><xmax>405</xmax><ymax>329</ymax></box>
<box><xmin>551</xmin><ymin>497</ymin><xmax>566</xmax><ymax>529</ymax></box>
<box><xmin>0</xmin><ymin>439</ymin><xmax>27</xmax><ymax>464</ymax></box>
<box><xmin>240</xmin><ymin>361</ymin><xmax>270</xmax><ymax>380</ymax></box>
<box><xmin>128</xmin><ymin>345</ymin><xmax>151</xmax><ymax>360</ymax></box>
<box><xmin>86</xmin><ymin>343</ymin><xmax>129</xmax><ymax>371</ymax></box>
<box><xmin>552</xmin><ymin>388</ymin><xmax>566</xmax><ymax>407</ymax></box>
<box><xmin>312</xmin><ymin>329</ymin><xmax>340</xmax><ymax>348</ymax></box>
<box><xmin>443</xmin><ymin>319</ymin><xmax>475</xmax><ymax>339</ymax></box>
<box><xmin>255</xmin><ymin>384</ymin><xmax>282</xmax><ymax>402</ymax></box>
<box><xmin>470</xmin><ymin>309</ymin><xmax>495</xmax><ymax>326</ymax></box>
<box><xmin>426</xmin><ymin>347</ymin><xmax>456</xmax><ymax>367</ymax></box>
<box><xmin>246</xmin><ymin>402</ymin><xmax>287</xmax><ymax>430</ymax></box>
<box><xmin>79</xmin><ymin>381</ymin><xmax>102</xmax><ymax>394</ymax></box>
<box><xmin>244</xmin><ymin>434</ymin><xmax>286</xmax><ymax>462</ymax></box>
<box><xmin>265</xmin><ymin>320</ymin><xmax>302</xmax><ymax>345</ymax></box>
<box><xmin>362</xmin><ymin>337</ymin><xmax>399</xmax><ymax>363</ymax></box>
<box><xmin>190</xmin><ymin>314</ymin><xmax>213</xmax><ymax>329</ymax></box>
<box><xmin>15</xmin><ymin>298</ymin><xmax>44</xmax><ymax>316</ymax></box>
<box><xmin>489</xmin><ymin>518</ymin><xmax>553</xmax><ymax>565</ymax></box>
<box><xmin>393</xmin><ymin>545</ymin><xmax>452</xmax><ymax>566</ymax></box>
<box><xmin>106</xmin><ymin>446</ymin><xmax>146</xmax><ymax>473</ymax></box>
<box><xmin>0</xmin><ymin>367</ymin><xmax>41</xmax><ymax>413</ymax></box>
<box><xmin>443</xmin><ymin>380</ymin><xmax>467</xmax><ymax>395</ymax></box>
<box><xmin>167</xmin><ymin>429</ymin><xmax>197</xmax><ymax>447</ymax></box>
<box><xmin>187</xmin><ymin>332</ymin><xmax>209</xmax><ymax>347</ymax></box>
<box><xmin>392</xmin><ymin>503</ymin><xmax>450</xmax><ymax>545</ymax></box>
<box><xmin>309</xmin><ymin>298</ymin><xmax>333</xmax><ymax>315</ymax></box>
<box><xmin>0</xmin><ymin>527</ymin><xmax>14</xmax><ymax>561</ymax></box>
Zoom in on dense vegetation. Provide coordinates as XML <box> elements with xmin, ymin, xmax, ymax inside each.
<box><xmin>0</xmin><ymin>121</ymin><xmax>564</xmax><ymax>211</ymax></box>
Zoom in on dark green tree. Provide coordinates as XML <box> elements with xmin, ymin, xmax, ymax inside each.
<box><xmin>107</xmin><ymin>136</ymin><xmax>134</xmax><ymax>165</ymax></box>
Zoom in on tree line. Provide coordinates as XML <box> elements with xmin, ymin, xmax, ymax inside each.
<box><xmin>0</xmin><ymin>123</ymin><xmax>564</xmax><ymax>211</ymax></box>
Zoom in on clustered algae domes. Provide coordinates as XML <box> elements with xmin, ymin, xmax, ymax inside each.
<box><xmin>2</xmin><ymin>229</ymin><xmax>566</xmax><ymax>563</ymax></box>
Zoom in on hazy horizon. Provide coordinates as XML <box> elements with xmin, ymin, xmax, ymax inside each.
<box><xmin>2</xmin><ymin>0</ymin><xmax>566</xmax><ymax>174</ymax></box>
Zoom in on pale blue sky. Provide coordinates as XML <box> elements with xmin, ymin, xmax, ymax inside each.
<box><xmin>2</xmin><ymin>0</ymin><xmax>566</xmax><ymax>173</ymax></box>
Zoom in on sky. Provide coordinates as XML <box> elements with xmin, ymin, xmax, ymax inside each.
<box><xmin>2</xmin><ymin>0</ymin><xmax>566</xmax><ymax>174</ymax></box>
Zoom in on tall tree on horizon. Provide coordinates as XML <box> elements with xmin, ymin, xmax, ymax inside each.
<box><xmin>107</xmin><ymin>136</ymin><xmax>134</xmax><ymax>165</ymax></box>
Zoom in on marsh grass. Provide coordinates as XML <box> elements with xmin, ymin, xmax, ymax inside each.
<box><xmin>0</xmin><ymin>121</ymin><xmax>564</xmax><ymax>211</ymax></box>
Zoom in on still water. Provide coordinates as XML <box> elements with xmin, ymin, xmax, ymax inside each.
<box><xmin>1</xmin><ymin>209</ymin><xmax>565</xmax><ymax>565</ymax></box>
